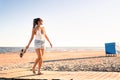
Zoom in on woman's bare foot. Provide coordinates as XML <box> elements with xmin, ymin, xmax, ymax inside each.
<box><xmin>37</xmin><ymin>71</ymin><xmax>43</xmax><ymax>75</ymax></box>
<box><xmin>32</xmin><ymin>68</ymin><xmax>36</xmax><ymax>74</ymax></box>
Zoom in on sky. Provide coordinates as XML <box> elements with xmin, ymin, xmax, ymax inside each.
<box><xmin>0</xmin><ymin>0</ymin><xmax>120</xmax><ymax>47</ymax></box>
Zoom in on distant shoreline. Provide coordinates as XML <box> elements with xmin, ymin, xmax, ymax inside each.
<box><xmin>0</xmin><ymin>47</ymin><xmax>104</xmax><ymax>53</ymax></box>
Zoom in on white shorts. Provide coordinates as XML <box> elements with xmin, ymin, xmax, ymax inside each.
<box><xmin>34</xmin><ymin>39</ymin><xmax>45</xmax><ymax>49</ymax></box>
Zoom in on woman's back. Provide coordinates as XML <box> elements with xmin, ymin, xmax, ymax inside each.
<box><xmin>35</xmin><ymin>25</ymin><xmax>45</xmax><ymax>40</ymax></box>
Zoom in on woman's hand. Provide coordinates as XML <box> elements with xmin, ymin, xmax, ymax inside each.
<box><xmin>50</xmin><ymin>43</ymin><xmax>52</xmax><ymax>48</ymax></box>
<box><xmin>25</xmin><ymin>45</ymin><xmax>29</xmax><ymax>53</ymax></box>
<box><xmin>26</xmin><ymin>45</ymin><xmax>29</xmax><ymax>49</ymax></box>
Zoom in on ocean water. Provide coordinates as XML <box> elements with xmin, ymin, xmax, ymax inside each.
<box><xmin>0</xmin><ymin>47</ymin><xmax>104</xmax><ymax>54</ymax></box>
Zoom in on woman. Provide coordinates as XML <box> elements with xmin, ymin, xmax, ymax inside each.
<box><xmin>25</xmin><ymin>18</ymin><xmax>52</xmax><ymax>75</ymax></box>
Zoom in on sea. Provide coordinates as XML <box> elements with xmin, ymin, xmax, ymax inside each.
<box><xmin>0</xmin><ymin>47</ymin><xmax>104</xmax><ymax>54</ymax></box>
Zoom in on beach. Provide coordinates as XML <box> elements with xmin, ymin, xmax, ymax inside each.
<box><xmin>0</xmin><ymin>51</ymin><xmax>106</xmax><ymax>71</ymax></box>
<box><xmin>0</xmin><ymin>51</ymin><xmax>120</xmax><ymax>79</ymax></box>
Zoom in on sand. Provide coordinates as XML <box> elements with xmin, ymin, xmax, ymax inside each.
<box><xmin>0</xmin><ymin>51</ymin><xmax>105</xmax><ymax>67</ymax></box>
<box><xmin>0</xmin><ymin>51</ymin><xmax>120</xmax><ymax>71</ymax></box>
<box><xmin>0</xmin><ymin>51</ymin><xmax>120</xmax><ymax>79</ymax></box>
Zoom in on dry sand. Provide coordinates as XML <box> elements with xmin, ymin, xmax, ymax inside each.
<box><xmin>0</xmin><ymin>51</ymin><xmax>105</xmax><ymax>71</ymax></box>
<box><xmin>0</xmin><ymin>51</ymin><xmax>105</xmax><ymax>66</ymax></box>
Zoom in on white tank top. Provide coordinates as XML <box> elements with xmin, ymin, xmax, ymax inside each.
<box><xmin>35</xmin><ymin>25</ymin><xmax>45</xmax><ymax>40</ymax></box>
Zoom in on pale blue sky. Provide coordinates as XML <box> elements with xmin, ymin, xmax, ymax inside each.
<box><xmin>0</xmin><ymin>0</ymin><xmax>120</xmax><ymax>47</ymax></box>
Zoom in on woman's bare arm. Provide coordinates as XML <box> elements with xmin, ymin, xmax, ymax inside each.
<box><xmin>45</xmin><ymin>34</ymin><xmax>52</xmax><ymax>48</ymax></box>
<box><xmin>26</xmin><ymin>29</ymin><xmax>35</xmax><ymax>49</ymax></box>
<box><xmin>43</xmin><ymin>27</ymin><xmax>52</xmax><ymax>48</ymax></box>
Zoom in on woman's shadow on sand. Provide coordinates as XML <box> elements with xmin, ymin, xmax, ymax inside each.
<box><xmin>16</xmin><ymin>74</ymin><xmax>41</xmax><ymax>79</ymax></box>
<box><xmin>29</xmin><ymin>56</ymin><xmax>107</xmax><ymax>64</ymax></box>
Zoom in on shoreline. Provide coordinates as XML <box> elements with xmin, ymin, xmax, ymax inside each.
<box><xmin>0</xmin><ymin>46</ymin><xmax>104</xmax><ymax>54</ymax></box>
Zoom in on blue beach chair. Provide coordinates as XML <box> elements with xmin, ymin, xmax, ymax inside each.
<box><xmin>105</xmin><ymin>42</ymin><xmax>117</xmax><ymax>56</ymax></box>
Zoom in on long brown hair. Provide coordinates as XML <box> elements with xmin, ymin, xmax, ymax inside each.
<box><xmin>33</xmin><ymin>18</ymin><xmax>43</xmax><ymax>28</ymax></box>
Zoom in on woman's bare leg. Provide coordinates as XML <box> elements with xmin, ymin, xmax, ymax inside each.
<box><xmin>32</xmin><ymin>48</ymin><xmax>41</xmax><ymax>74</ymax></box>
<box><xmin>41</xmin><ymin>48</ymin><xmax>44</xmax><ymax>56</ymax></box>
<box><xmin>38</xmin><ymin>48</ymin><xmax>44</xmax><ymax>74</ymax></box>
